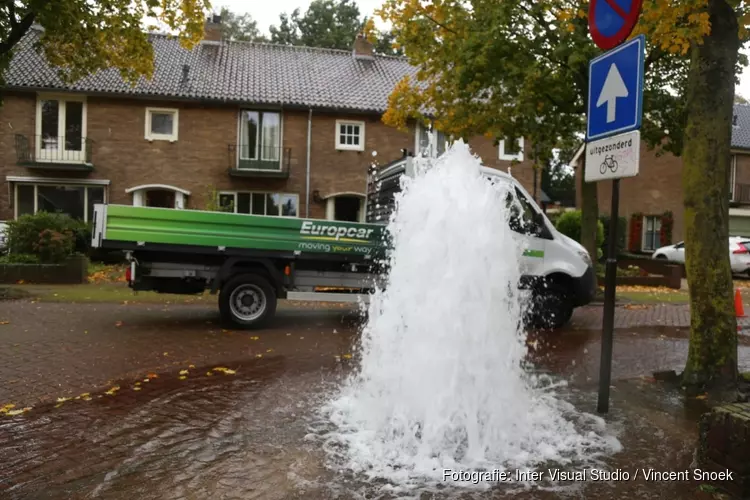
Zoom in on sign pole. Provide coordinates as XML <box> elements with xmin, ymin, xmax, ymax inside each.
<box><xmin>597</xmin><ymin>178</ymin><xmax>619</xmax><ymax>414</ymax></box>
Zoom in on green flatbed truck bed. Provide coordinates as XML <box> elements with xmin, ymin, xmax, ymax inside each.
<box><xmin>93</xmin><ymin>204</ymin><xmax>385</xmax><ymax>260</ymax></box>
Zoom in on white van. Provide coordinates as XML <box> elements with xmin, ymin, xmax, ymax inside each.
<box><xmin>366</xmin><ymin>157</ymin><xmax>596</xmax><ymax>329</ymax></box>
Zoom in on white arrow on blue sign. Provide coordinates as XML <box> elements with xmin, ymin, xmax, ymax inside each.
<box><xmin>586</xmin><ymin>34</ymin><xmax>645</xmax><ymax>141</ymax></box>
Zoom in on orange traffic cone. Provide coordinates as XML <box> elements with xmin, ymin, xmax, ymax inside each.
<box><xmin>735</xmin><ymin>289</ymin><xmax>746</xmax><ymax>318</ymax></box>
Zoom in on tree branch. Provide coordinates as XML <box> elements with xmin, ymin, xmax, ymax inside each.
<box><xmin>415</xmin><ymin>7</ymin><xmax>457</xmax><ymax>34</ymax></box>
<box><xmin>0</xmin><ymin>10</ymin><xmax>36</xmax><ymax>57</ymax></box>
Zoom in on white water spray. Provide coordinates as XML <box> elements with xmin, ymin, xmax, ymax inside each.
<box><xmin>321</xmin><ymin>141</ymin><xmax>620</xmax><ymax>492</ymax></box>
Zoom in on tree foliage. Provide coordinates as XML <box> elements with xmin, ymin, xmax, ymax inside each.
<box><xmin>0</xmin><ymin>0</ymin><xmax>210</xmax><ymax>86</ymax></box>
<box><xmin>269</xmin><ymin>0</ymin><xmax>402</xmax><ymax>55</ymax></box>
<box><xmin>219</xmin><ymin>7</ymin><xmax>267</xmax><ymax>42</ymax></box>
<box><xmin>377</xmin><ymin>0</ymin><xmax>698</xmax><ymax>161</ymax></box>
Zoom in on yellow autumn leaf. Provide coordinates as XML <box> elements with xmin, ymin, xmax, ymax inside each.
<box><xmin>206</xmin><ymin>371</ymin><xmax>213</xmax><ymax>376</ymax></box>
<box><xmin>695</xmin><ymin>394</ymin><xmax>708</xmax><ymax>400</ymax></box>
<box><xmin>179</xmin><ymin>369</ymin><xmax>189</xmax><ymax>376</ymax></box>
<box><xmin>133</xmin><ymin>386</ymin><xmax>142</xmax><ymax>391</ymax></box>
<box><xmin>250</xmin><ymin>336</ymin><xmax>259</xmax><ymax>340</ymax></box>
<box><xmin>343</xmin><ymin>354</ymin><xmax>353</xmax><ymax>359</ymax></box>
<box><xmin>0</xmin><ymin>403</ymin><xmax>16</xmax><ymax>414</ymax></box>
<box><xmin>147</xmin><ymin>373</ymin><xmax>158</xmax><ymax>379</ymax></box>
<box><xmin>105</xmin><ymin>386</ymin><xmax>120</xmax><ymax>396</ymax></box>
<box><xmin>256</xmin><ymin>354</ymin><xmax>263</xmax><ymax>358</ymax></box>
<box><xmin>56</xmin><ymin>397</ymin><xmax>71</xmax><ymax>403</ymax></box>
<box><xmin>266</xmin><ymin>349</ymin><xmax>273</xmax><ymax>353</ymax></box>
<box><xmin>179</xmin><ymin>376</ymin><xmax>187</xmax><ymax>380</ymax></box>
<box><xmin>6</xmin><ymin>407</ymin><xmax>32</xmax><ymax>416</ymax></box>
<box><xmin>0</xmin><ymin>321</ymin><xmax>9</xmax><ymax>325</ymax></box>
<box><xmin>188</xmin><ymin>364</ymin><xmax>195</xmax><ymax>369</ymax></box>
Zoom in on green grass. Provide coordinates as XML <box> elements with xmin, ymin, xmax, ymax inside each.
<box><xmin>616</xmin><ymin>290</ymin><xmax>690</xmax><ymax>304</ymax></box>
<box><xmin>5</xmin><ymin>283</ymin><xmax>211</xmax><ymax>304</ymax></box>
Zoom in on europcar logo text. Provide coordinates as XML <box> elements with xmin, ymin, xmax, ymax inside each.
<box><xmin>300</xmin><ymin>221</ymin><xmax>375</xmax><ymax>242</ymax></box>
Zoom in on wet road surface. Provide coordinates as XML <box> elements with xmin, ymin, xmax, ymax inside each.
<box><xmin>1</xmin><ymin>302</ymin><xmax>748</xmax><ymax>499</ymax></box>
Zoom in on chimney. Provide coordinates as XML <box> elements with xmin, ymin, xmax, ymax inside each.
<box><xmin>352</xmin><ymin>33</ymin><xmax>374</xmax><ymax>61</ymax></box>
<box><xmin>204</xmin><ymin>14</ymin><xmax>222</xmax><ymax>43</ymax></box>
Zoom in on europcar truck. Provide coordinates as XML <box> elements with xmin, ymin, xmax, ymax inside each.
<box><xmin>91</xmin><ymin>157</ymin><xmax>595</xmax><ymax>329</ymax></box>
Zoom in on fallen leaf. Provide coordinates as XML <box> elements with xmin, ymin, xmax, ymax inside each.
<box><xmin>6</xmin><ymin>407</ymin><xmax>32</xmax><ymax>416</ymax></box>
<box><xmin>266</xmin><ymin>349</ymin><xmax>273</xmax><ymax>353</ymax></box>
<box><xmin>342</xmin><ymin>353</ymin><xmax>352</xmax><ymax>359</ymax></box>
<box><xmin>115</xmin><ymin>321</ymin><xmax>123</xmax><ymax>327</ymax></box>
<box><xmin>163</xmin><ymin>352</ymin><xmax>169</xmax><ymax>356</ymax></box>
<box><xmin>179</xmin><ymin>369</ymin><xmax>189</xmax><ymax>376</ymax></box>
<box><xmin>133</xmin><ymin>386</ymin><xmax>142</xmax><ymax>391</ymax></box>
<box><xmin>179</xmin><ymin>376</ymin><xmax>187</xmax><ymax>380</ymax></box>
<box><xmin>134</xmin><ymin>382</ymin><xmax>141</xmax><ymax>387</ymax></box>
<box><xmin>256</xmin><ymin>354</ymin><xmax>263</xmax><ymax>358</ymax></box>
<box><xmin>0</xmin><ymin>403</ymin><xmax>16</xmax><ymax>414</ymax></box>
<box><xmin>56</xmin><ymin>397</ymin><xmax>71</xmax><ymax>403</ymax></box>
<box><xmin>0</xmin><ymin>321</ymin><xmax>9</xmax><ymax>325</ymax></box>
<box><xmin>206</xmin><ymin>371</ymin><xmax>213</xmax><ymax>376</ymax></box>
<box><xmin>695</xmin><ymin>394</ymin><xmax>708</xmax><ymax>400</ymax></box>
<box><xmin>188</xmin><ymin>364</ymin><xmax>195</xmax><ymax>369</ymax></box>
<box><xmin>147</xmin><ymin>373</ymin><xmax>158</xmax><ymax>379</ymax></box>
<box><xmin>105</xmin><ymin>386</ymin><xmax>120</xmax><ymax>396</ymax></box>
<box><xmin>79</xmin><ymin>392</ymin><xmax>90</xmax><ymax>398</ymax></box>
<box><xmin>212</xmin><ymin>367</ymin><xmax>237</xmax><ymax>375</ymax></box>
<box><xmin>55</xmin><ymin>403</ymin><xmax>64</xmax><ymax>408</ymax></box>
<box><xmin>300</xmin><ymin>337</ymin><xmax>304</xmax><ymax>340</ymax></box>
<box><xmin>250</xmin><ymin>336</ymin><xmax>259</xmax><ymax>340</ymax></box>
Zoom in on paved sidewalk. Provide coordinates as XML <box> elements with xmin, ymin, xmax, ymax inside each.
<box><xmin>571</xmin><ymin>303</ymin><xmax>750</xmax><ymax>330</ymax></box>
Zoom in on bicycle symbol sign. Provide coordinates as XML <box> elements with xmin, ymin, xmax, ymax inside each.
<box><xmin>599</xmin><ymin>155</ymin><xmax>618</xmax><ymax>175</ymax></box>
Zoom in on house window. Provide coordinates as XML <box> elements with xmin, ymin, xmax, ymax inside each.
<box><xmin>36</xmin><ymin>95</ymin><xmax>87</xmax><ymax>162</ymax></box>
<box><xmin>15</xmin><ymin>183</ymin><xmax>106</xmax><ymax>222</ymax></box>
<box><xmin>218</xmin><ymin>192</ymin><xmax>298</xmax><ymax>217</ymax></box>
<box><xmin>499</xmin><ymin>136</ymin><xmax>524</xmax><ymax>162</ymax></box>
<box><xmin>145</xmin><ymin>108</ymin><xmax>179</xmax><ymax>141</ymax></box>
<box><xmin>415</xmin><ymin>122</ymin><xmax>448</xmax><ymax>158</ymax></box>
<box><xmin>642</xmin><ymin>215</ymin><xmax>662</xmax><ymax>252</ymax></box>
<box><xmin>239</xmin><ymin>111</ymin><xmax>281</xmax><ymax>162</ymax></box>
<box><xmin>335</xmin><ymin>120</ymin><xmax>365</xmax><ymax>151</ymax></box>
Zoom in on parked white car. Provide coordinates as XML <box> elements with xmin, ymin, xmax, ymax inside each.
<box><xmin>652</xmin><ymin>237</ymin><xmax>750</xmax><ymax>275</ymax></box>
<box><xmin>0</xmin><ymin>222</ymin><xmax>7</xmax><ymax>252</ymax></box>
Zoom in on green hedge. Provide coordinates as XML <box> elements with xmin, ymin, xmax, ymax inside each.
<box><xmin>6</xmin><ymin>212</ymin><xmax>88</xmax><ymax>263</ymax></box>
<box><xmin>555</xmin><ymin>210</ymin><xmax>604</xmax><ymax>247</ymax></box>
<box><xmin>599</xmin><ymin>215</ymin><xmax>627</xmax><ymax>257</ymax></box>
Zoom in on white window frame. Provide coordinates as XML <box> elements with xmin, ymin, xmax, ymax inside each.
<box><xmin>236</xmin><ymin>110</ymin><xmax>284</xmax><ymax>168</ymax></box>
<box><xmin>731</xmin><ymin>154</ymin><xmax>737</xmax><ymax>202</ymax></box>
<box><xmin>217</xmin><ymin>191</ymin><xmax>299</xmax><ymax>218</ymax></box>
<box><xmin>415</xmin><ymin>121</ymin><xmax>449</xmax><ymax>158</ymax></box>
<box><xmin>499</xmin><ymin>137</ymin><xmax>524</xmax><ymax>162</ymax></box>
<box><xmin>14</xmin><ymin>183</ymin><xmax>107</xmax><ymax>222</ymax></box>
<box><xmin>641</xmin><ymin>215</ymin><xmax>662</xmax><ymax>252</ymax></box>
<box><xmin>145</xmin><ymin>107</ymin><xmax>179</xmax><ymax>142</ymax></box>
<box><xmin>35</xmin><ymin>93</ymin><xmax>88</xmax><ymax>163</ymax></box>
<box><xmin>335</xmin><ymin>120</ymin><xmax>365</xmax><ymax>151</ymax></box>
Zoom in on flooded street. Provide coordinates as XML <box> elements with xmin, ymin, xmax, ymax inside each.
<box><xmin>1</xmin><ymin>306</ymin><xmax>746</xmax><ymax>499</ymax></box>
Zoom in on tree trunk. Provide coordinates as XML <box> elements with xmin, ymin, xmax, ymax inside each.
<box><xmin>681</xmin><ymin>0</ymin><xmax>739</xmax><ymax>392</ymax></box>
<box><xmin>580</xmin><ymin>170</ymin><xmax>599</xmax><ymax>262</ymax></box>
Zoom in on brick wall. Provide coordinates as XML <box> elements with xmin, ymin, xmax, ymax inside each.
<box><xmin>0</xmin><ymin>91</ymin><xmax>537</xmax><ymax>222</ymax></box>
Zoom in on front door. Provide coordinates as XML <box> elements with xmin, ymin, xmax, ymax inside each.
<box><xmin>505</xmin><ymin>186</ymin><xmax>547</xmax><ymax>277</ymax></box>
<box><xmin>145</xmin><ymin>189</ymin><xmax>175</xmax><ymax>208</ymax></box>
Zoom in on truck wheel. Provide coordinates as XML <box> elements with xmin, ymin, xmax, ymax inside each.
<box><xmin>529</xmin><ymin>285</ymin><xmax>574</xmax><ymax>330</ymax></box>
<box><xmin>219</xmin><ymin>273</ymin><xmax>277</xmax><ymax>329</ymax></box>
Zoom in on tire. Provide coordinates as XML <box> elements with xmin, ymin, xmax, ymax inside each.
<box><xmin>655</xmin><ymin>254</ymin><xmax>667</xmax><ymax>260</ymax></box>
<box><xmin>218</xmin><ymin>273</ymin><xmax>277</xmax><ymax>329</ymax></box>
<box><xmin>527</xmin><ymin>284</ymin><xmax>574</xmax><ymax>330</ymax></box>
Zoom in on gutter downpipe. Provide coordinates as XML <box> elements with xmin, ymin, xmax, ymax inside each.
<box><xmin>306</xmin><ymin>108</ymin><xmax>312</xmax><ymax>218</ymax></box>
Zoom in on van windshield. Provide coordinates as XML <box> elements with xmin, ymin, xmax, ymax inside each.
<box><xmin>504</xmin><ymin>187</ymin><xmax>547</xmax><ymax>237</ymax></box>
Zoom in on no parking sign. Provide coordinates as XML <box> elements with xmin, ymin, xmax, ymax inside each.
<box><xmin>589</xmin><ymin>0</ymin><xmax>643</xmax><ymax>50</ymax></box>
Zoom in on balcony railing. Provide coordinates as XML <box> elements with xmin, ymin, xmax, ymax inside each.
<box><xmin>733</xmin><ymin>183</ymin><xmax>750</xmax><ymax>204</ymax></box>
<box><xmin>14</xmin><ymin>134</ymin><xmax>94</xmax><ymax>171</ymax></box>
<box><xmin>228</xmin><ymin>144</ymin><xmax>291</xmax><ymax>178</ymax></box>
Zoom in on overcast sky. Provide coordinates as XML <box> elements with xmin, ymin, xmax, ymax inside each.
<box><xmin>214</xmin><ymin>0</ymin><xmax>750</xmax><ymax>100</ymax></box>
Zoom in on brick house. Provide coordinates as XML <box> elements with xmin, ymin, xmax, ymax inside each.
<box><xmin>0</xmin><ymin>17</ymin><xmax>538</xmax><ymax>226</ymax></box>
<box><xmin>572</xmin><ymin>104</ymin><xmax>750</xmax><ymax>253</ymax></box>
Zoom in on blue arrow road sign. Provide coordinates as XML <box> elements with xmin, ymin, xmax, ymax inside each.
<box><xmin>586</xmin><ymin>34</ymin><xmax>645</xmax><ymax>141</ymax></box>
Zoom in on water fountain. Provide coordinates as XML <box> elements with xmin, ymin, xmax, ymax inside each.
<box><xmin>320</xmin><ymin>140</ymin><xmax>621</xmax><ymax>495</ymax></box>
